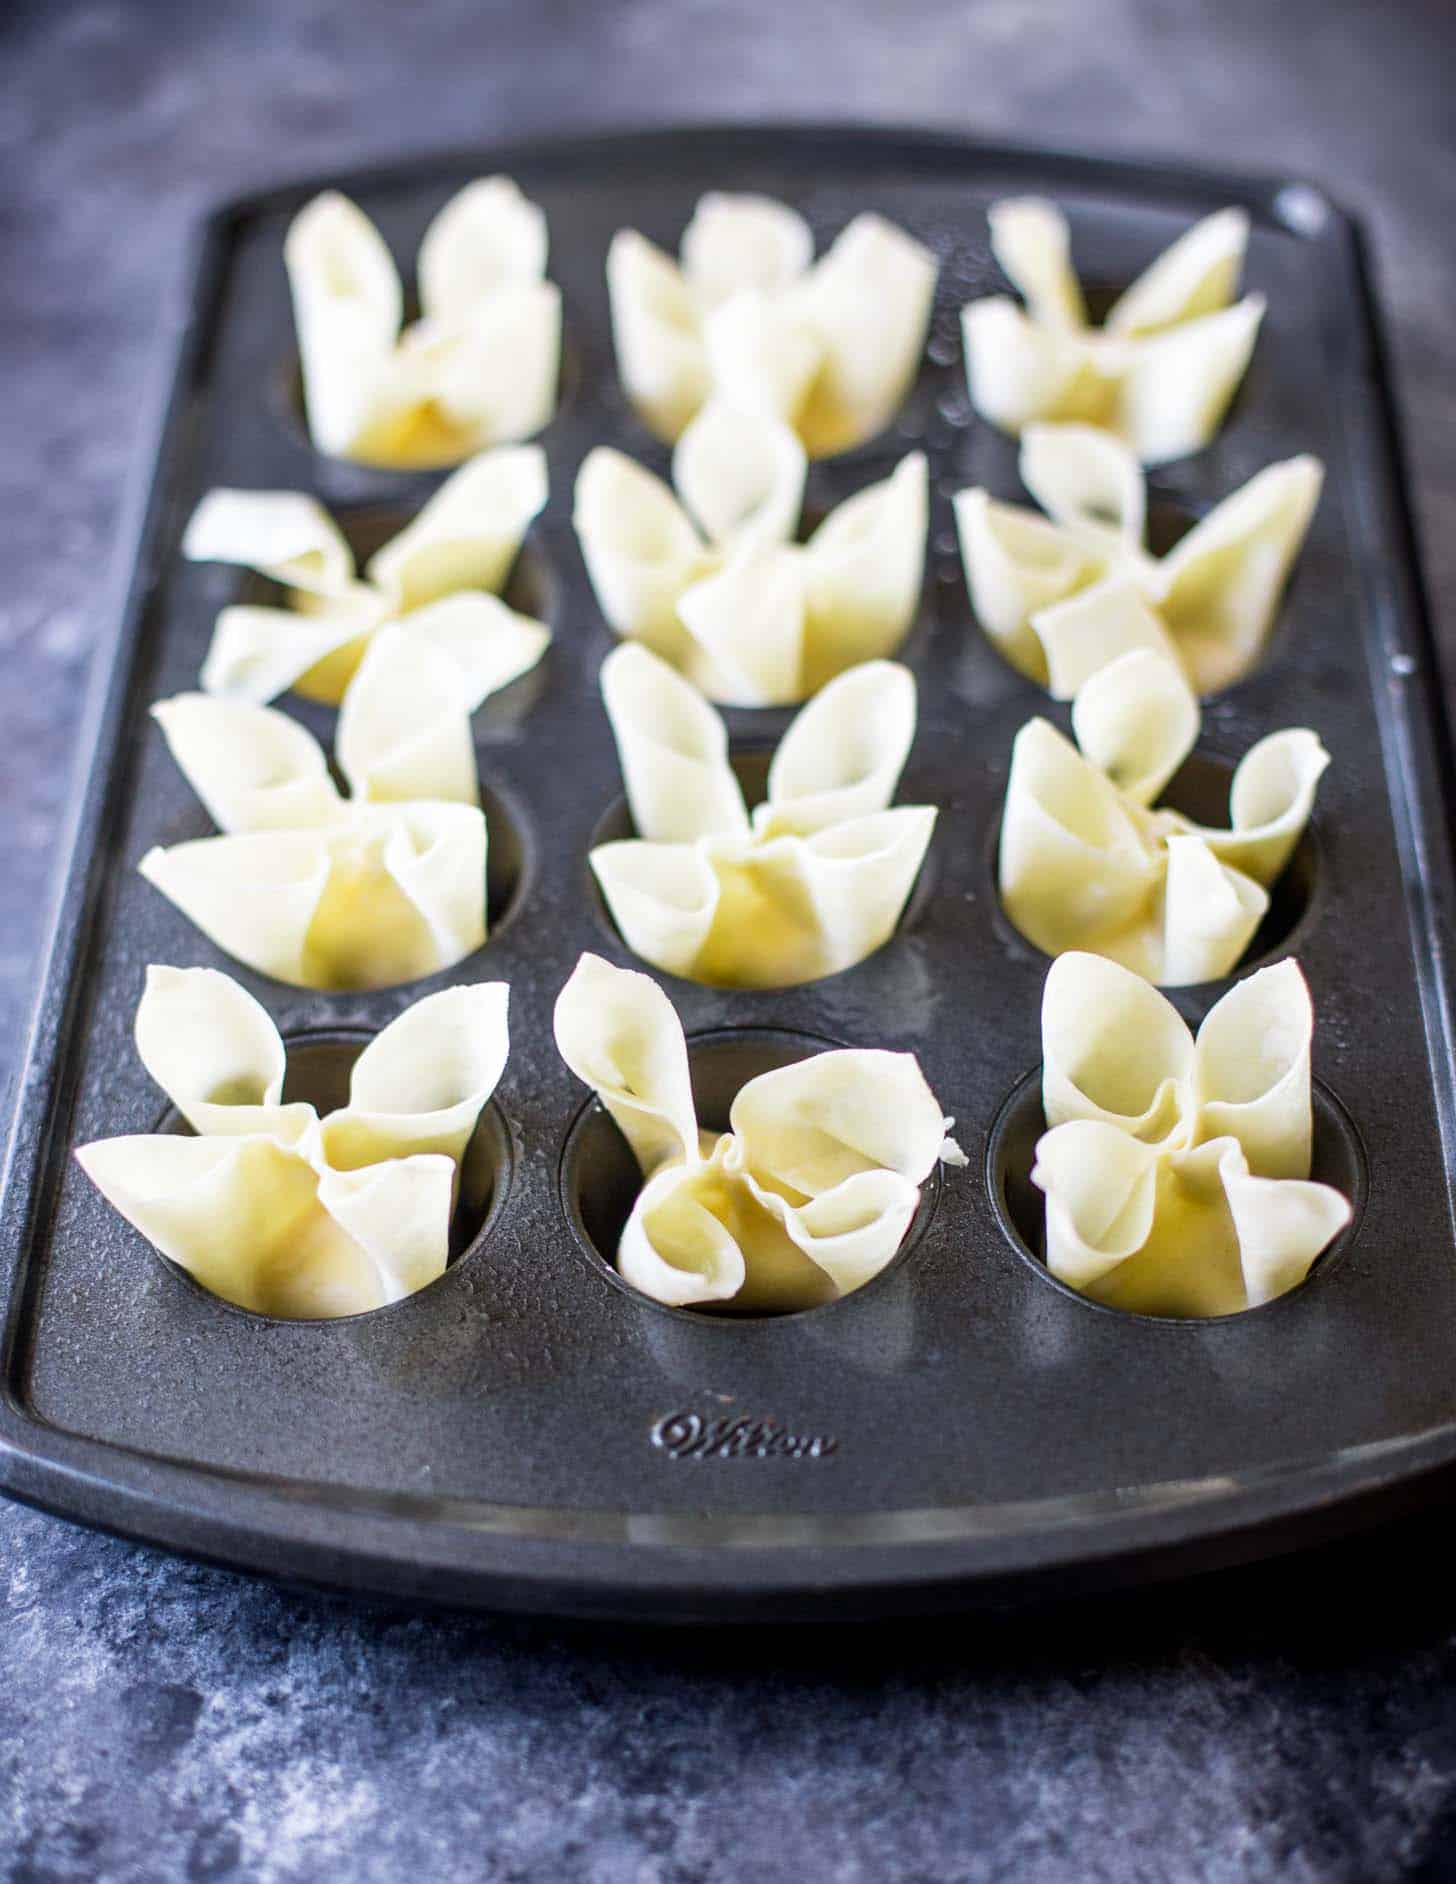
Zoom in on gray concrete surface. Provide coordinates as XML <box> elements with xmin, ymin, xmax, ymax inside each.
<box><xmin>4</xmin><ymin>1</ymin><xmax>1456</xmax><ymax>1878</ymax></box>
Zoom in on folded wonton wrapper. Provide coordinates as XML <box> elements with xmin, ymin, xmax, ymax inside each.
<box><xmin>956</xmin><ymin>423</ymin><xmax>1322</xmax><ymax>695</ymax></box>
<box><xmin>963</xmin><ymin>199</ymin><xmax>1264</xmax><ymax>463</ymax></box>
<box><xmin>75</xmin><ymin>966</ymin><xmax>509</xmax><ymax>1317</ymax></box>
<box><xmin>1001</xmin><ymin>647</ymin><xmax>1328</xmax><ymax>985</ymax></box>
<box><xmin>555</xmin><ymin>952</ymin><xmax>962</xmax><ymax>1310</ymax></box>
<box><xmin>140</xmin><ymin>628</ymin><xmax>494</xmax><ymax>989</ymax></box>
<box><xmin>1030</xmin><ymin>952</ymin><xmax>1351</xmax><ymax>1314</ymax></box>
<box><xmin>182</xmin><ymin>447</ymin><xmax>550</xmax><ymax>706</ymax></box>
<box><xmin>285</xmin><ymin>179</ymin><xmax>561</xmax><ymax>466</ymax></box>
<box><xmin>607</xmin><ymin>194</ymin><xmax>938</xmax><ymax>454</ymax></box>
<box><xmin>591</xmin><ymin>645</ymin><xmax>936</xmax><ymax>987</ymax></box>
<box><xmin>575</xmin><ymin>401</ymin><xmax>927</xmax><ymax>704</ymax></box>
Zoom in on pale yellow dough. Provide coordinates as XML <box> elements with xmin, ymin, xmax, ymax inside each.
<box><xmin>607</xmin><ymin>194</ymin><xmax>937</xmax><ymax>454</ymax></box>
<box><xmin>1000</xmin><ymin>648</ymin><xmax>1329</xmax><ymax>986</ymax></box>
<box><xmin>956</xmin><ymin>423</ymin><xmax>1322</xmax><ymax>696</ymax></box>
<box><xmin>575</xmin><ymin>401</ymin><xmax>927</xmax><ymax>704</ymax></box>
<box><xmin>140</xmin><ymin>627</ymin><xmax>499</xmax><ymax>990</ymax></box>
<box><xmin>1030</xmin><ymin>952</ymin><xmax>1351</xmax><ymax>1316</ymax></box>
<box><xmin>591</xmin><ymin>645</ymin><xmax>936</xmax><ymax>989</ymax></box>
<box><xmin>554</xmin><ymin>952</ymin><xmax>963</xmax><ymax>1311</ymax></box>
<box><xmin>183</xmin><ymin>447</ymin><xmax>550</xmax><ymax>706</ymax></box>
<box><xmin>285</xmin><ymin>179</ymin><xmax>561</xmax><ymax>466</ymax></box>
<box><xmin>76</xmin><ymin>967</ymin><xmax>509</xmax><ymax>1318</ymax></box>
<box><xmin>963</xmin><ymin>199</ymin><xmax>1264</xmax><ymax>463</ymax></box>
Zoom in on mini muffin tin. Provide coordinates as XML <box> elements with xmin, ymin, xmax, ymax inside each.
<box><xmin>3</xmin><ymin>127</ymin><xmax>1454</xmax><ymax>1621</ymax></box>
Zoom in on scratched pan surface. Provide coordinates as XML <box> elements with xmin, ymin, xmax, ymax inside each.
<box><xmin>3</xmin><ymin>126</ymin><xmax>1455</xmax><ymax>1623</ymax></box>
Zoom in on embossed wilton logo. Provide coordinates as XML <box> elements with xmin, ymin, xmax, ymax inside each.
<box><xmin>651</xmin><ymin>1410</ymin><xmax>837</xmax><ymax>1460</ymax></box>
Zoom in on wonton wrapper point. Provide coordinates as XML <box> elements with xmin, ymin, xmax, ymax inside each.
<box><xmin>554</xmin><ymin>952</ymin><xmax>960</xmax><ymax>1311</ymax></box>
<box><xmin>963</xmin><ymin>199</ymin><xmax>1264</xmax><ymax>464</ymax></box>
<box><xmin>76</xmin><ymin>966</ymin><xmax>510</xmax><ymax>1318</ymax></box>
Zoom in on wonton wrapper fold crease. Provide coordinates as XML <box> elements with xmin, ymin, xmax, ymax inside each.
<box><xmin>184</xmin><ymin>448</ymin><xmax>550</xmax><ymax>707</ymax></box>
<box><xmin>76</xmin><ymin>966</ymin><xmax>510</xmax><ymax>1317</ymax></box>
<box><xmin>1029</xmin><ymin>952</ymin><xmax>1350</xmax><ymax>1315</ymax></box>
<box><xmin>286</xmin><ymin>178</ymin><xmax>560</xmax><ymax>466</ymax></box>
<box><xmin>956</xmin><ymin>423</ymin><xmax>1322</xmax><ymax>696</ymax></box>
<box><xmin>575</xmin><ymin>401</ymin><xmax>927</xmax><ymax>704</ymax></box>
<box><xmin>554</xmin><ymin>953</ymin><xmax>962</xmax><ymax>1310</ymax></box>
<box><xmin>1000</xmin><ymin>647</ymin><xmax>1328</xmax><ymax>986</ymax></box>
<box><xmin>963</xmin><ymin>199</ymin><xmax>1264</xmax><ymax>463</ymax></box>
<box><xmin>608</xmin><ymin>195</ymin><xmax>937</xmax><ymax>454</ymax></box>
<box><xmin>592</xmin><ymin>645</ymin><xmax>934</xmax><ymax>987</ymax></box>
<box><xmin>141</xmin><ymin>633</ymin><xmax>495</xmax><ymax>990</ymax></box>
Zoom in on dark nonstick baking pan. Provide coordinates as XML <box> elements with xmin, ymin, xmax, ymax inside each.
<box><xmin>3</xmin><ymin>125</ymin><xmax>1454</xmax><ymax>1622</ymax></box>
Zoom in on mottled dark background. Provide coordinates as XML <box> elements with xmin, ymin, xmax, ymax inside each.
<box><xmin>4</xmin><ymin>2</ymin><xmax>1456</xmax><ymax>1879</ymax></box>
